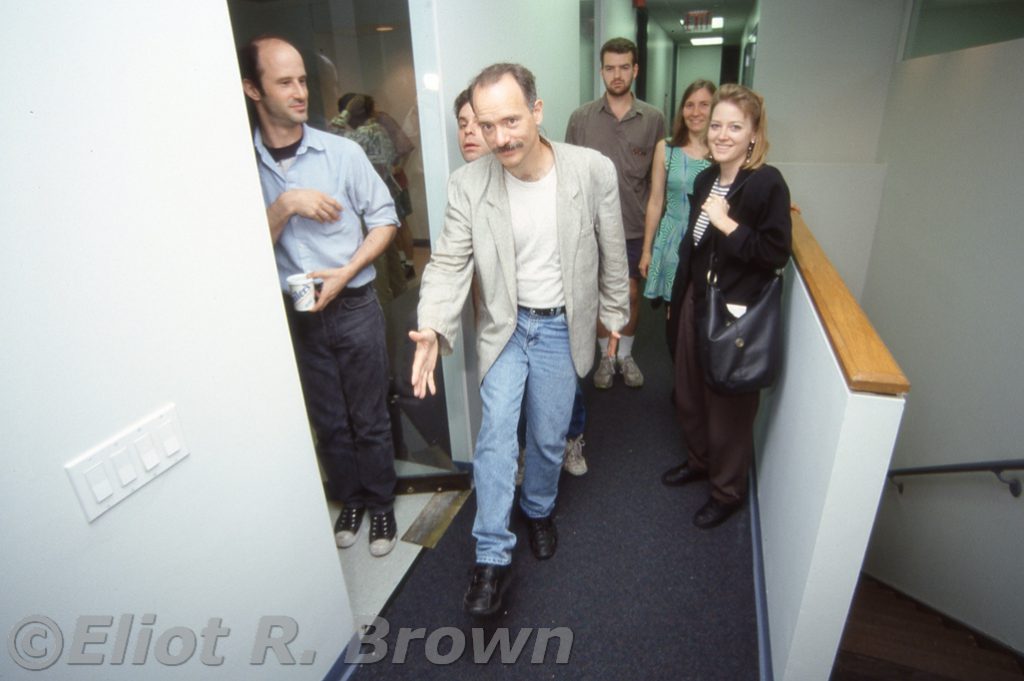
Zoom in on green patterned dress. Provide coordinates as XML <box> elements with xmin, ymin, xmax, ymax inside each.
<box><xmin>643</xmin><ymin>143</ymin><xmax>710</xmax><ymax>301</ymax></box>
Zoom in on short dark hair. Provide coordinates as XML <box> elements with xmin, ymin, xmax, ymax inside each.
<box><xmin>237</xmin><ymin>34</ymin><xmax>295</xmax><ymax>94</ymax></box>
<box><xmin>600</xmin><ymin>37</ymin><xmax>637</xmax><ymax>65</ymax></box>
<box><xmin>469</xmin><ymin>63</ymin><xmax>537</xmax><ymax>110</ymax></box>
<box><xmin>453</xmin><ymin>88</ymin><xmax>472</xmax><ymax>119</ymax></box>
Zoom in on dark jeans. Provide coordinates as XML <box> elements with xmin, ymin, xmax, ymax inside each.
<box><xmin>284</xmin><ymin>286</ymin><xmax>396</xmax><ymax>512</ymax></box>
<box><xmin>568</xmin><ymin>380</ymin><xmax>585</xmax><ymax>439</ymax></box>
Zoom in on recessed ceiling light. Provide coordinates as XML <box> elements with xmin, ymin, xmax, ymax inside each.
<box><xmin>376</xmin><ymin>25</ymin><xmax>394</xmax><ymax>32</ymax></box>
<box><xmin>691</xmin><ymin>37</ymin><xmax>724</xmax><ymax>46</ymax></box>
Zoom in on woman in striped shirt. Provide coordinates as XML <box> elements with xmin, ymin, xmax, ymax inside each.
<box><xmin>661</xmin><ymin>84</ymin><xmax>793</xmax><ymax>530</ymax></box>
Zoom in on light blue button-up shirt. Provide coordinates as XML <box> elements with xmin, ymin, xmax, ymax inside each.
<box><xmin>254</xmin><ymin>124</ymin><xmax>398</xmax><ymax>291</ymax></box>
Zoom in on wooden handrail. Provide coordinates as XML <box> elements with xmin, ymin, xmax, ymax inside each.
<box><xmin>790</xmin><ymin>211</ymin><xmax>910</xmax><ymax>395</ymax></box>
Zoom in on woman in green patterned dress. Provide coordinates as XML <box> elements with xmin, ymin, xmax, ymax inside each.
<box><xmin>640</xmin><ymin>80</ymin><xmax>717</xmax><ymax>307</ymax></box>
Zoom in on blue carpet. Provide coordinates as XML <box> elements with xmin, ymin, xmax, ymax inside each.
<box><xmin>354</xmin><ymin>306</ymin><xmax>759</xmax><ymax>680</ymax></box>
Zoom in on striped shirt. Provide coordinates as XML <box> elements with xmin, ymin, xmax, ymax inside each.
<box><xmin>692</xmin><ymin>178</ymin><xmax>730</xmax><ymax>244</ymax></box>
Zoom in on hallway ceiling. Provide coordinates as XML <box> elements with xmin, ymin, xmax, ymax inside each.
<box><xmin>645</xmin><ymin>0</ymin><xmax>757</xmax><ymax>45</ymax></box>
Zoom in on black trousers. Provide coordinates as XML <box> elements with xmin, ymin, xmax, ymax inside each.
<box><xmin>284</xmin><ymin>287</ymin><xmax>396</xmax><ymax>511</ymax></box>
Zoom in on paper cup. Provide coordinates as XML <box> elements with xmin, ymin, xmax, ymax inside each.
<box><xmin>287</xmin><ymin>274</ymin><xmax>316</xmax><ymax>312</ymax></box>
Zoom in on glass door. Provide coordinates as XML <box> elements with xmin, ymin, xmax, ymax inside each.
<box><xmin>226</xmin><ymin>0</ymin><xmax>467</xmax><ymax>494</ymax></box>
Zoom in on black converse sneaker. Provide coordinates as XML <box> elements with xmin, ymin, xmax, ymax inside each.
<box><xmin>368</xmin><ymin>509</ymin><xmax>397</xmax><ymax>557</ymax></box>
<box><xmin>334</xmin><ymin>506</ymin><xmax>364</xmax><ymax>548</ymax></box>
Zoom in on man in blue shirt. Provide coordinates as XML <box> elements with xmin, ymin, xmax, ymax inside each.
<box><xmin>239</xmin><ymin>35</ymin><xmax>399</xmax><ymax>557</ymax></box>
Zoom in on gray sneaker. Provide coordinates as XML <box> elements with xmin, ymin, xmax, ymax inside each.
<box><xmin>562</xmin><ymin>436</ymin><xmax>587</xmax><ymax>476</ymax></box>
<box><xmin>619</xmin><ymin>356</ymin><xmax>644</xmax><ymax>388</ymax></box>
<box><xmin>593</xmin><ymin>355</ymin><xmax>615</xmax><ymax>389</ymax></box>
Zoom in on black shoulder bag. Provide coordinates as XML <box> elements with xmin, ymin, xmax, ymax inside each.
<box><xmin>698</xmin><ymin>233</ymin><xmax>784</xmax><ymax>395</ymax></box>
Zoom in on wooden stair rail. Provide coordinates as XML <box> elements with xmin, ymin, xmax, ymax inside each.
<box><xmin>790</xmin><ymin>210</ymin><xmax>910</xmax><ymax>396</ymax></box>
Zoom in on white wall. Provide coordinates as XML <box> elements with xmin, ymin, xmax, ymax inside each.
<box><xmin>754</xmin><ymin>0</ymin><xmax>905</xmax><ymax>163</ymax></box>
<box><xmin>0</xmin><ymin>3</ymin><xmax>352</xmax><ymax>679</ymax></box>
<box><xmin>772</xmin><ymin>163</ymin><xmax>887</xmax><ymax>300</ymax></box>
<box><xmin>676</xmin><ymin>45</ymin><xmax>723</xmax><ymax>101</ymax></box>
<box><xmin>757</xmin><ymin>268</ymin><xmax>905</xmax><ymax>681</ymax></box>
<box><xmin>753</xmin><ymin>0</ymin><xmax>905</xmax><ymax>299</ymax></box>
<box><xmin>861</xmin><ymin>37</ymin><xmax>1024</xmax><ymax>654</ymax></box>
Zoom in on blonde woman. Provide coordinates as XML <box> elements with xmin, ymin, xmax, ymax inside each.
<box><xmin>663</xmin><ymin>84</ymin><xmax>792</xmax><ymax>529</ymax></box>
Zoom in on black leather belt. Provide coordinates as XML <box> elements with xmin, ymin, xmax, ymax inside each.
<box><xmin>519</xmin><ymin>305</ymin><xmax>565</xmax><ymax>317</ymax></box>
<box><xmin>338</xmin><ymin>283</ymin><xmax>372</xmax><ymax>298</ymax></box>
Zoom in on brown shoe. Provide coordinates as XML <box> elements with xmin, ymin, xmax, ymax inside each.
<box><xmin>661</xmin><ymin>463</ymin><xmax>708</xmax><ymax>487</ymax></box>
<box><xmin>693</xmin><ymin>497</ymin><xmax>742</xmax><ymax>529</ymax></box>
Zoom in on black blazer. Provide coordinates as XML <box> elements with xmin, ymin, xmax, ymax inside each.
<box><xmin>668</xmin><ymin>164</ymin><xmax>792</xmax><ymax>350</ymax></box>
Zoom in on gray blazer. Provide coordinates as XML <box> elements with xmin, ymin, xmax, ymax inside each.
<box><xmin>417</xmin><ymin>140</ymin><xmax>630</xmax><ymax>382</ymax></box>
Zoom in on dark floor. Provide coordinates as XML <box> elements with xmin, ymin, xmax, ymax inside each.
<box><xmin>831</xmin><ymin>576</ymin><xmax>1024</xmax><ymax>681</ymax></box>
<box><xmin>353</xmin><ymin>305</ymin><xmax>759</xmax><ymax>680</ymax></box>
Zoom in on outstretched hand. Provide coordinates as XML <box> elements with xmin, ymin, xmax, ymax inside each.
<box><xmin>408</xmin><ymin>328</ymin><xmax>439</xmax><ymax>398</ymax></box>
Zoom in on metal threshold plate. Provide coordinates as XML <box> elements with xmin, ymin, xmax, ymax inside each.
<box><xmin>400</xmin><ymin>489</ymin><xmax>471</xmax><ymax>549</ymax></box>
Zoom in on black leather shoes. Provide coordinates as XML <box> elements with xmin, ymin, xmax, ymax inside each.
<box><xmin>526</xmin><ymin>515</ymin><xmax>557</xmax><ymax>560</ymax></box>
<box><xmin>464</xmin><ymin>563</ymin><xmax>511</xmax><ymax>616</ymax></box>
<box><xmin>693</xmin><ymin>497</ymin><xmax>742</xmax><ymax>529</ymax></box>
<box><xmin>661</xmin><ymin>463</ymin><xmax>708</xmax><ymax>487</ymax></box>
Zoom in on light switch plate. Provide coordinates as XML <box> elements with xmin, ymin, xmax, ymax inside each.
<box><xmin>65</xmin><ymin>404</ymin><xmax>190</xmax><ymax>522</ymax></box>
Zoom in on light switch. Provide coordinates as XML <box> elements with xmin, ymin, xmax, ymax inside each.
<box><xmin>111</xmin><ymin>448</ymin><xmax>137</xmax><ymax>486</ymax></box>
<box><xmin>85</xmin><ymin>463</ymin><xmax>113</xmax><ymax>503</ymax></box>
<box><xmin>157</xmin><ymin>423</ymin><xmax>182</xmax><ymax>457</ymax></box>
<box><xmin>135</xmin><ymin>434</ymin><xmax>160</xmax><ymax>471</ymax></box>
<box><xmin>66</xmin><ymin>403</ymin><xmax>189</xmax><ymax>522</ymax></box>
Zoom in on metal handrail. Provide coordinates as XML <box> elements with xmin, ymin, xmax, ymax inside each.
<box><xmin>888</xmin><ymin>459</ymin><xmax>1024</xmax><ymax>498</ymax></box>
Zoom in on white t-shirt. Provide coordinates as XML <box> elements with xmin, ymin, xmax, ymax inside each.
<box><xmin>504</xmin><ymin>165</ymin><xmax>566</xmax><ymax>309</ymax></box>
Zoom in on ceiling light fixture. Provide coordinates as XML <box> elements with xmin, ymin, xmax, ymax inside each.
<box><xmin>691</xmin><ymin>37</ymin><xmax>724</xmax><ymax>46</ymax></box>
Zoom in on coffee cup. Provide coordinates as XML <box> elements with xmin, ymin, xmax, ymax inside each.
<box><xmin>287</xmin><ymin>274</ymin><xmax>316</xmax><ymax>311</ymax></box>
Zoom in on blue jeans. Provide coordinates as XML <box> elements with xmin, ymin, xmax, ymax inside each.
<box><xmin>473</xmin><ymin>308</ymin><xmax>577</xmax><ymax>566</ymax></box>
<box><xmin>284</xmin><ymin>288</ymin><xmax>396</xmax><ymax>512</ymax></box>
<box><xmin>517</xmin><ymin>379</ymin><xmax>584</xmax><ymax>444</ymax></box>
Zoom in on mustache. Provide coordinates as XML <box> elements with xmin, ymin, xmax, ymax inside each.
<box><xmin>496</xmin><ymin>141</ymin><xmax>524</xmax><ymax>154</ymax></box>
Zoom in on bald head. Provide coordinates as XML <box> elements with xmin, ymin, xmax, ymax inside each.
<box><xmin>240</xmin><ymin>36</ymin><xmax>309</xmax><ymax>136</ymax></box>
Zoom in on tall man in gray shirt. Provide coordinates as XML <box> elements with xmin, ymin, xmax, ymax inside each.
<box><xmin>566</xmin><ymin>37</ymin><xmax>666</xmax><ymax>393</ymax></box>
